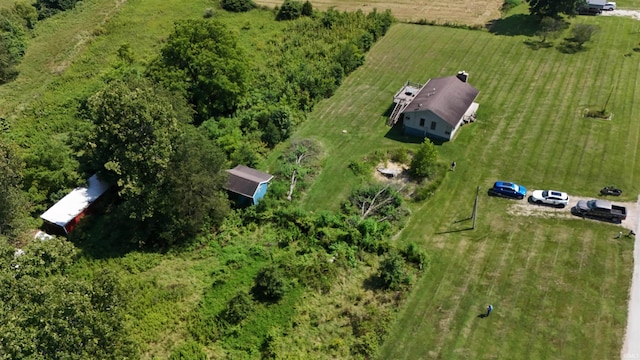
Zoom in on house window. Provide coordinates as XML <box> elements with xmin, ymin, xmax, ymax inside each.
<box><xmin>430</xmin><ymin>121</ymin><xmax>437</xmax><ymax>130</ymax></box>
<box><xmin>419</xmin><ymin>118</ymin><xmax>425</xmax><ymax>127</ymax></box>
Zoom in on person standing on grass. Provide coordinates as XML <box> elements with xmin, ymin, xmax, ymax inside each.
<box><xmin>486</xmin><ymin>304</ymin><xmax>493</xmax><ymax>317</ymax></box>
<box><xmin>451</xmin><ymin>161</ymin><xmax>456</xmax><ymax>171</ymax></box>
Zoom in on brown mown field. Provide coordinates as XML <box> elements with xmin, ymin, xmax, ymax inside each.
<box><xmin>254</xmin><ymin>0</ymin><xmax>504</xmax><ymax>25</ymax></box>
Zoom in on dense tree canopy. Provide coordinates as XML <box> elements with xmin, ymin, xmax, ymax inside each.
<box><xmin>526</xmin><ymin>0</ymin><xmax>583</xmax><ymax>18</ymax></box>
<box><xmin>0</xmin><ymin>238</ymin><xmax>137</xmax><ymax>359</ymax></box>
<box><xmin>85</xmin><ymin>76</ymin><xmax>185</xmax><ymax>220</ymax></box>
<box><xmin>0</xmin><ymin>9</ymin><xmax>27</xmax><ymax>83</ymax></box>
<box><xmin>155</xmin><ymin>127</ymin><xmax>230</xmax><ymax>242</ymax></box>
<box><xmin>85</xmin><ymin>75</ymin><xmax>229</xmax><ymax>245</ymax></box>
<box><xmin>148</xmin><ymin>19</ymin><xmax>249</xmax><ymax>122</ymax></box>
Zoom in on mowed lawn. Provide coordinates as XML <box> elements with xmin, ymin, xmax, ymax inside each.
<box><xmin>294</xmin><ymin>18</ymin><xmax>640</xmax><ymax>359</ymax></box>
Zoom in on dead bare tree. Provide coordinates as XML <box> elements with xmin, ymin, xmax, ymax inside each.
<box><xmin>350</xmin><ymin>184</ymin><xmax>406</xmax><ymax>222</ymax></box>
<box><xmin>279</xmin><ymin>139</ymin><xmax>321</xmax><ymax>201</ymax></box>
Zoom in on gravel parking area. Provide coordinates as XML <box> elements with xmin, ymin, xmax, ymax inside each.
<box><xmin>600</xmin><ymin>9</ymin><xmax>640</xmax><ymax>21</ymax></box>
<box><xmin>507</xmin><ymin>194</ymin><xmax>638</xmax><ymax>231</ymax></box>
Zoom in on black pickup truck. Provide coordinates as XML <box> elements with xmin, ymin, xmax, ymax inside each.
<box><xmin>572</xmin><ymin>199</ymin><xmax>627</xmax><ymax>223</ymax></box>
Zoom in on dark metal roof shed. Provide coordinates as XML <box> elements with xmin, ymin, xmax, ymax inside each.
<box><xmin>225</xmin><ymin>165</ymin><xmax>273</xmax><ymax>198</ymax></box>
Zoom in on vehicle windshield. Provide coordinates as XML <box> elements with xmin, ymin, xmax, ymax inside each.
<box><xmin>587</xmin><ymin>200</ymin><xmax>597</xmax><ymax>208</ymax></box>
<box><xmin>542</xmin><ymin>190</ymin><xmax>548</xmax><ymax>197</ymax></box>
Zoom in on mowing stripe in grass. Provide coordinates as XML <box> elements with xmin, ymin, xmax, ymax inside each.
<box><xmin>291</xmin><ymin>19</ymin><xmax>637</xmax><ymax>358</ymax></box>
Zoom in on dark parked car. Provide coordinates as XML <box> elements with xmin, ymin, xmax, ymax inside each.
<box><xmin>572</xmin><ymin>199</ymin><xmax>627</xmax><ymax>223</ymax></box>
<box><xmin>488</xmin><ymin>181</ymin><xmax>527</xmax><ymax>200</ymax></box>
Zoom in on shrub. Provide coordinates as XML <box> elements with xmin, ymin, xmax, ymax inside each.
<box><xmin>220</xmin><ymin>0</ymin><xmax>256</xmax><ymax>13</ymax></box>
<box><xmin>389</xmin><ymin>148</ymin><xmax>410</xmax><ymax>164</ymax></box>
<box><xmin>301</xmin><ymin>0</ymin><xmax>313</xmax><ymax>16</ymax></box>
<box><xmin>348</xmin><ymin>160</ymin><xmax>369</xmax><ymax>176</ymax></box>
<box><xmin>378</xmin><ymin>251</ymin><xmax>409</xmax><ymax>290</ymax></box>
<box><xmin>401</xmin><ymin>242</ymin><xmax>429</xmax><ymax>269</ymax></box>
<box><xmin>295</xmin><ymin>251</ymin><xmax>339</xmax><ymax>292</ymax></box>
<box><xmin>220</xmin><ymin>292</ymin><xmax>254</xmax><ymax>325</ymax></box>
<box><xmin>412</xmin><ymin>163</ymin><xmax>447</xmax><ymax>201</ymax></box>
<box><xmin>169</xmin><ymin>340</ymin><xmax>208</xmax><ymax>360</ymax></box>
<box><xmin>410</xmin><ymin>139</ymin><xmax>438</xmax><ymax>179</ymax></box>
<box><xmin>276</xmin><ymin>0</ymin><xmax>302</xmax><ymax>20</ymax></box>
<box><xmin>253</xmin><ymin>265</ymin><xmax>289</xmax><ymax>301</ymax></box>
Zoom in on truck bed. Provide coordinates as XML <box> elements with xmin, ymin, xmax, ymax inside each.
<box><xmin>611</xmin><ymin>205</ymin><xmax>627</xmax><ymax>218</ymax></box>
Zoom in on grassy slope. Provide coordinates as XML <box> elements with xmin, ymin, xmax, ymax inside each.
<box><xmin>294</xmin><ymin>17</ymin><xmax>639</xmax><ymax>359</ymax></box>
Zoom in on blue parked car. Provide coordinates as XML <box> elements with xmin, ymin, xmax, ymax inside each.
<box><xmin>488</xmin><ymin>181</ymin><xmax>527</xmax><ymax>200</ymax></box>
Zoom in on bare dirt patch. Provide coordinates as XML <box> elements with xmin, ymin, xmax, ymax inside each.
<box><xmin>253</xmin><ymin>0</ymin><xmax>503</xmax><ymax>26</ymax></box>
<box><xmin>373</xmin><ymin>161</ymin><xmax>409</xmax><ymax>183</ymax></box>
<box><xmin>507</xmin><ymin>194</ymin><xmax>639</xmax><ymax>231</ymax></box>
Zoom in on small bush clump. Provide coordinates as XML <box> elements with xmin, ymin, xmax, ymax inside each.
<box><xmin>221</xmin><ymin>0</ymin><xmax>256</xmax><ymax>12</ymax></box>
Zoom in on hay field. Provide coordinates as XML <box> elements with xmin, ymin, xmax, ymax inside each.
<box><xmin>254</xmin><ymin>0</ymin><xmax>504</xmax><ymax>25</ymax></box>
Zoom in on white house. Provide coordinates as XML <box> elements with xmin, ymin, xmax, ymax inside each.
<box><xmin>389</xmin><ymin>72</ymin><xmax>479</xmax><ymax>141</ymax></box>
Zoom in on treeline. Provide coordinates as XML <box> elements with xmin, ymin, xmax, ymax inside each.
<box><xmin>0</xmin><ymin>0</ymin><xmax>83</xmax><ymax>83</ymax></box>
<box><xmin>0</xmin><ymin>2</ymin><xmax>32</xmax><ymax>83</ymax></box>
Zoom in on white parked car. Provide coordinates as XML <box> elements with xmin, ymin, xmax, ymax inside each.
<box><xmin>603</xmin><ymin>2</ymin><xmax>616</xmax><ymax>10</ymax></box>
<box><xmin>530</xmin><ymin>190</ymin><xmax>569</xmax><ymax>207</ymax></box>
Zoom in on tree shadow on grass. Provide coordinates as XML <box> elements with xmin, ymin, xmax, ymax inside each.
<box><xmin>486</xmin><ymin>13</ymin><xmax>539</xmax><ymax>36</ymax></box>
<box><xmin>69</xmin><ymin>211</ymin><xmax>139</xmax><ymax>260</ymax></box>
<box><xmin>524</xmin><ymin>39</ymin><xmax>554</xmax><ymax>50</ymax></box>
<box><xmin>557</xmin><ymin>39</ymin><xmax>584</xmax><ymax>54</ymax></box>
<box><xmin>363</xmin><ymin>273</ymin><xmax>384</xmax><ymax>291</ymax></box>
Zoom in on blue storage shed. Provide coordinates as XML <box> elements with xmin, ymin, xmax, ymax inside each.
<box><xmin>225</xmin><ymin>165</ymin><xmax>274</xmax><ymax>206</ymax></box>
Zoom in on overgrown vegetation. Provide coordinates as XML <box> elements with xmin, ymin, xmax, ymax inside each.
<box><xmin>0</xmin><ymin>3</ymin><xmax>409</xmax><ymax>358</ymax></box>
<box><xmin>0</xmin><ymin>237</ymin><xmax>138</xmax><ymax>358</ymax></box>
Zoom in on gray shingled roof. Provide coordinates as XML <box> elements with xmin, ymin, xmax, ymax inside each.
<box><xmin>225</xmin><ymin>165</ymin><xmax>273</xmax><ymax>198</ymax></box>
<box><xmin>404</xmin><ymin>76</ymin><xmax>479</xmax><ymax>126</ymax></box>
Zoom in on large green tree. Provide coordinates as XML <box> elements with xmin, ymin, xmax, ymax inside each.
<box><xmin>148</xmin><ymin>19</ymin><xmax>249</xmax><ymax>122</ymax></box>
<box><xmin>85</xmin><ymin>76</ymin><xmax>186</xmax><ymax>222</ymax></box>
<box><xmin>526</xmin><ymin>0</ymin><xmax>583</xmax><ymax>18</ymax></box>
<box><xmin>155</xmin><ymin>127</ymin><xmax>230</xmax><ymax>242</ymax></box>
<box><xmin>85</xmin><ymin>76</ymin><xmax>229</xmax><ymax>245</ymax></box>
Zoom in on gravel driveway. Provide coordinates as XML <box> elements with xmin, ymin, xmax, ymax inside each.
<box><xmin>507</xmin><ymin>193</ymin><xmax>638</xmax><ymax>231</ymax></box>
<box><xmin>600</xmin><ymin>9</ymin><xmax>640</xmax><ymax>20</ymax></box>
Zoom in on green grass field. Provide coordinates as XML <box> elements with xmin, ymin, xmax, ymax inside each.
<box><xmin>3</xmin><ymin>0</ymin><xmax>640</xmax><ymax>357</ymax></box>
<box><xmin>291</xmin><ymin>17</ymin><xmax>640</xmax><ymax>359</ymax></box>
